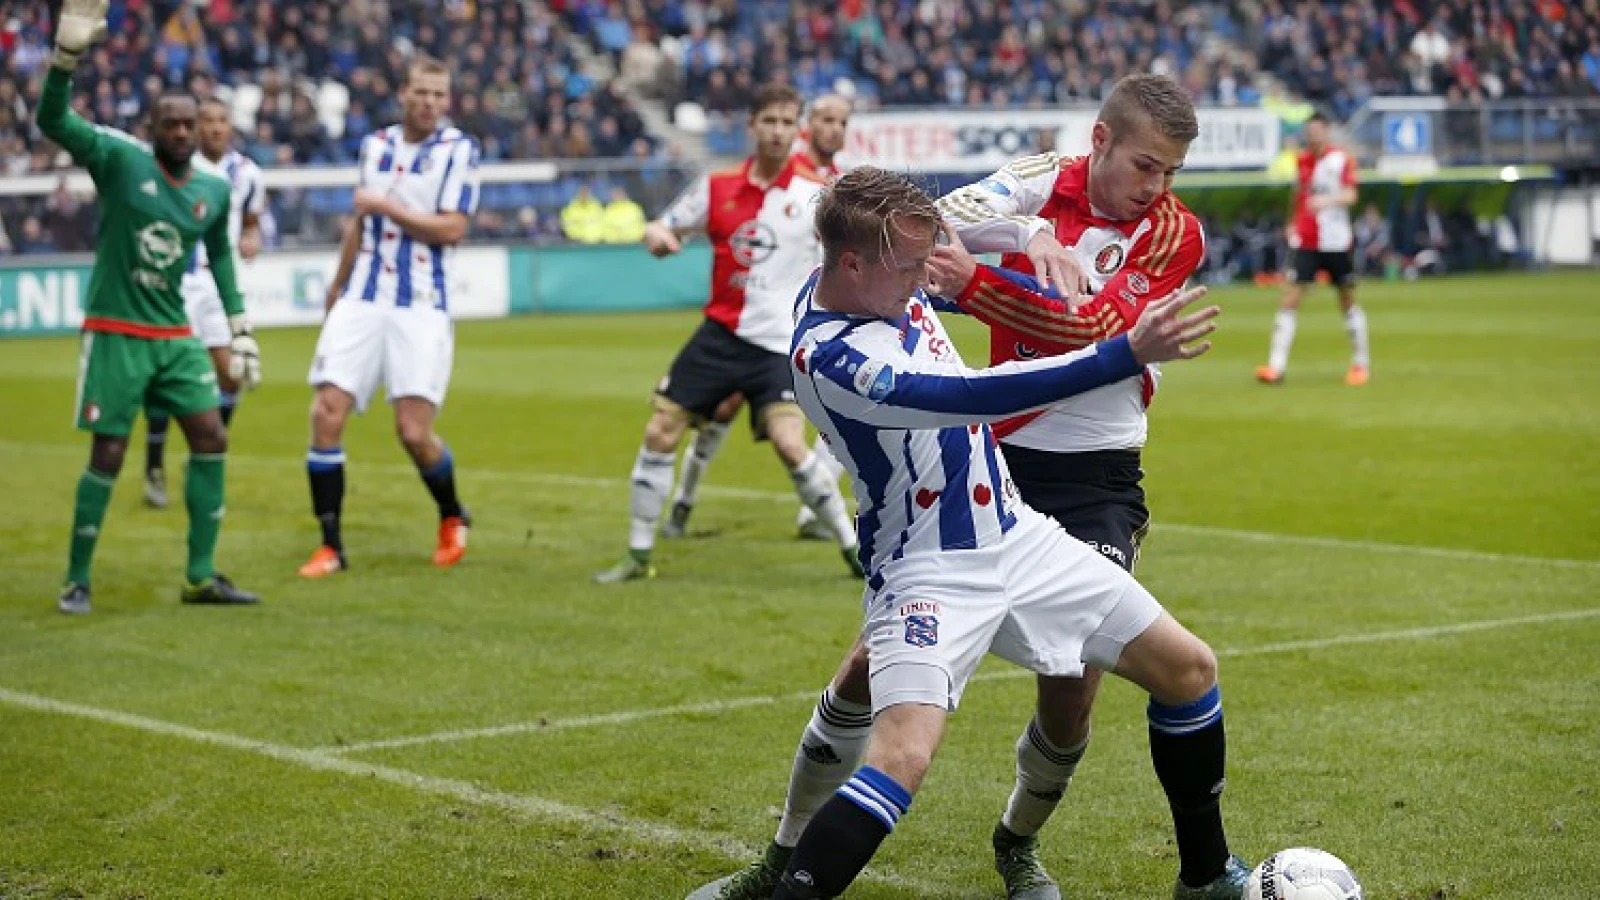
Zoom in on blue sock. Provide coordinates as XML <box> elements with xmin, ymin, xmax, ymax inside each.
<box><xmin>219</xmin><ymin>391</ymin><xmax>238</xmax><ymax>427</ymax></box>
<box><xmin>1149</xmin><ymin>685</ymin><xmax>1231</xmax><ymax>886</ymax></box>
<box><xmin>419</xmin><ymin>444</ymin><xmax>463</xmax><ymax>520</ymax></box>
<box><xmin>775</xmin><ymin>766</ymin><xmax>911</xmax><ymax>898</ymax></box>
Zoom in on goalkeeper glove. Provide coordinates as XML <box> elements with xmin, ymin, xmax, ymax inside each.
<box><xmin>228</xmin><ymin>314</ymin><xmax>263</xmax><ymax>392</ymax></box>
<box><xmin>52</xmin><ymin>0</ymin><xmax>110</xmax><ymax>71</ymax></box>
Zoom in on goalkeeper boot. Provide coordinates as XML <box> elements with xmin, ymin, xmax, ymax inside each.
<box><xmin>1173</xmin><ymin>855</ymin><xmax>1251</xmax><ymax>900</ymax></box>
<box><xmin>993</xmin><ymin>823</ymin><xmax>1062</xmax><ymax>900</ymax></box>
<box><xmin>57</xmin><ymin>582</ymin><xmax>91</xmax><ymax>616</ymax></box>
<box><xmin>143</xmin><ymin>468</ymin><xmax>168</xmax><ymax>509</ymax></box>
<box><xmin>685</xmin><ymin>842</ymin><xmax>791</xmax><ymax>900</ymax></box>
<box><xmin>593</xmin><ymin>550</ymin><xmax>655</xmax><ymax>584</ymax></box>
<box><xmin>181</xmin><ymin>573</ymin><xmax>260</xmax><ymax>606</ymax></box>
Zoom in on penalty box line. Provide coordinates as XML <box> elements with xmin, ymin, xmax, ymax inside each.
<box><xmin>318</xmin><ymin>607</ymin><xmax>1600</xmax><ymax>756</ymax></box>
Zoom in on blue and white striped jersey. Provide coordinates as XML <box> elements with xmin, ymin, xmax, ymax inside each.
<box><xmin>790</xmin><ymin>272</ymin><xmax>1142</xmax><ymax>582</ymax></box>
<box><xmin>344</xmin><ymin>125</ymin><xmax>481</xmax><ymax>310</ymax></box>
<box><xmin>188</xmin><ymin>149</ymin><xmax>265</xmax><ymax>272</ymax></box>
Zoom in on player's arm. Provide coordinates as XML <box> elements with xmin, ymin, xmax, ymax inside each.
<box><xmin>204</xmin><ymin>195</ymin><xmax>263</xmax><ymax>389</ymax></box>
<box><xmin>352</xmin><ymin>137</ymin><xmax>479</xmax><ymax>247</ymax></box>
<box><xmin>37</xmin><ymin>0</ymin><xmax>115</xmax><ymax>168</ymax></box>
<box><xmin>645</xmin><ymin>174</ymin><xmax>710</xmax><ymax>257</ymax></box>
<box><xmin>803</xmin><ymin>288</ymin><xmax>1215</xmax><ymax>429</ymax></box>
<box><xmin>238</xmin><ymin>165</ymin><xmax>265</xmax><ymax>260</ymax></box>
<box><xmin>926</xmin><ymin>232</ymin><xmax>1118</xmax><ymax>350</ymax></box>
<box><xmin>325</xmin><ymin>214</ymin><xmax>362</xmax><ymax>311</ymax></box>
<box><xmin>935</xmin><ymin>154</ymin><xmax>1058</xmax><ymax>252</ymax></box>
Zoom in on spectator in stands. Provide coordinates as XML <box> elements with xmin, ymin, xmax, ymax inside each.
<box><xmin>601</xmin><ymin>186</ymin><xmax>647</xmax><ymax>244</ymax></box>
<box><xmin>15</xmin><ymin>215</ymin><xmax>55</xmax><ymax>255</ymax></box>
<box><xmin>42</xmin><ymin>177</ymin><xmax>96</xmax><ymax>253</ymax></box>
<box><xmin>560</xmin><ymin>185</ymin><xmax>606</xmax><ymax>244</ymax></box>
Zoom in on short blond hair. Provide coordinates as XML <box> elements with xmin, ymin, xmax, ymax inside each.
<box><xmin>405</xmin><ymin>53</ymin><xmax>451</xmax><ymax>85</ymax></box>
<box><xmin>815</xmin><ymin>167</ymin><xmax>939</xmax><ymax>270</ymax></box>
<box><xmin>1099</xmin><ymin>73</ymin><xmax>1198</xmax><ymax>144</ymax></box>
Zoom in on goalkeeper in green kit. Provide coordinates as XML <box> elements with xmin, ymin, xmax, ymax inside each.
<box><xmin>43</xmin><ymin>0</ymin><xmax>263</xmax><ymax>613</ymax></box>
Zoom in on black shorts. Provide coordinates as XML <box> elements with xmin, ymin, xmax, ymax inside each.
<box><xmin>1000</xmin><ymin>444</ymin><xmax>1149</xmax><ymax>573</ymax></box>
<box><xmin>1290</xmin><ymin>248</ymin><xmax>1357</xmax><ymax>287</ymax></box>
<box><xmin>656</xmin><ymin>318</ymin><xmax>797</xmax><ymax>437</ymax></box>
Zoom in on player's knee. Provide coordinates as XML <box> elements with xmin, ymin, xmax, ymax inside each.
<box><xmin>643</xmin><ymin>407</ymin><xmax>687</xmax><ymax>452</ymax></box>
<box><xmin>1162</xmin><ymin>640</ymin><xmax>1218</xmax><ymax>704</ymax></box>
<box><xmin>394</xmin><ymin>416</ymin><xmax>432</xmax><ymax>453</ymax></box>
<box><xmin>90</xmin><ymin>437</ymin><xmax>129</xmax><ymax>475</ymax></box>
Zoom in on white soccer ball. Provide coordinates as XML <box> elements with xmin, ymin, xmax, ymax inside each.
<box><xmin>1244</xmin><ymin>848</ymin><xmax>1363</xmax><ymax>900</ymax></box>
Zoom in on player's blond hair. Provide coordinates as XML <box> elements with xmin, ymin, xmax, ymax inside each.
<box><xmin>1099</xmin><ymin>73</ymin><xmax>1199</xmax><ymax>145</ymax></box>
<box><xmin>816</xmin><ymin>167</ymin><xmax>939</xmax><ymax>270</ymax></box>
<box><xmin>404</xmin><ymin>53</ymin><xmax>451</xmax><ymax>85</ymax></box>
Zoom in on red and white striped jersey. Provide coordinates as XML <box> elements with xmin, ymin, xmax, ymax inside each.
<box><xmin>661</xmin><ymin>156</ymin><xmax>826</xmax><ymax>354</ymax></box>
<box><xmin>1292</xmin><ymin>146</ymin><xmax>1357</xmax><ymax>252</ymax></box>
<box><xmin>938</xmin><ymin>153</ymin><xmax>1205</xmax><ymax>452</ymax></box>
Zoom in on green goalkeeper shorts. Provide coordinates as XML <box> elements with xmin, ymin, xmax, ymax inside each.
<box><xmin>73</xmin><ymin>331</ymin><xmax>220</xmax><ymax>436</ymax></box>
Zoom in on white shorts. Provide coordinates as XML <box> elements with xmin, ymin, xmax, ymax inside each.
<box><xmin>181</xmin><ymin>272</ymin><xmax>232</xmax><ymax>349</ymax></box>
<box><xmin>862</xmin><ymin>505</ymin><xmax>1163</xmax><ymax>715</ymax></box>
<box><xmin>307</xmin><ymin>299</ymin><xmax>454</xmax><ymax>412</ymax></box>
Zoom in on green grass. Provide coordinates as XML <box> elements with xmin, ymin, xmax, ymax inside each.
<box><xmin>1</xmin><ymin>271</ymin><xmax>1597</xmax><ymax>898</ymax></box>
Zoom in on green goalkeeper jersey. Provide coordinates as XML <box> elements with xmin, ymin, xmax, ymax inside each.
<box><xmin>36</xmin><ymin>67</ymin><xmax>243</xmax><ymax>339</ymax></box>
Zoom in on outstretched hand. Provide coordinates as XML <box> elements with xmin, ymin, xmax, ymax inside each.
<box><xmin>925</xmin><ymin>221</ymin><xmax>977</xmax><ymax>298</ymax></box>
<box><xmin>1126</xmin><ymin>286</ymin><xmax>1219</xmax><ymax>365</ymax></box>
<box><xmin>52</xmin><ymin>0</ymin><xmax>109</xmax><ymax>69</ymax></box>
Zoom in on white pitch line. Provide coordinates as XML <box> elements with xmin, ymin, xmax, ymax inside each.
<box><xmin>0</xmin><ymin>687</ymin><xmax>949</xmax><ymax>897</ymax></box>
<box><xmin>4</xmin><ymin>438</ymin><xmax>1597</xmax><ymax>571</ymax></box>
<box><xmin>316</xmin><ymin>607</ymin><xmax>1600</xmax><ymax>755</ymax></box>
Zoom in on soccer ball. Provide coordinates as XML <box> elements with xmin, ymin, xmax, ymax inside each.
<box><xmin>1244</xmin><ymin>848</ymin><xmax>1363</xmax><ymax>900</ymax></box>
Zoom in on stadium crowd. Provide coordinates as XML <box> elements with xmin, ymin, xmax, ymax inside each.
<box><xmin>0</xmin><ymin>0</ymin><xmax>1584</xmax><ymax>268</ymax></box>
<box><xmin>1242</xmin><ymin>0</ymin><xmax>1600</xmax><ymax>121</ymax></box>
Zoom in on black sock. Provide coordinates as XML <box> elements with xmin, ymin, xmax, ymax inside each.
<box><xmin>307</xmin><ymin>447</ymin><xmax>345</xmax><ymax>553</ymax></box>
<box><xmin>219</xmin><ymin>391</ymin><xmax>238</xmax><ymax>428</ymax></box>
<box><xmin>774</xmin><ymin>767</ymin><xmax>909</xmax><ymax>899</ymax></box>
<box><xmin>147</xmin><ymin>415</ymin><xmax>169</xmax><ymax>473</ymax></box>
<box><xmin>1148</xmin><ymin>685</ymin><xmax>1231</xmax><ymax>887</ymax></box>
<box><xmin>419</xmin><ymin>444</ymin><xmax>463</xmax><ymax>520</ymax></box>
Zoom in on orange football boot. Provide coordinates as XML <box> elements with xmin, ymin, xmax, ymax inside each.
<box><xmin>298</xmin><ymin>546</ymin><xmax>345</xmax><ymax>578</ymax></box>
<box><xmin>434</xmin><ymin>516</ymin><xmax>470</xmax><ymax>567</ymax></box>
<box><xmin>1254</xmin><ymin>365</ymin><xmax>1284</xmax><ymax>385</ymax></box>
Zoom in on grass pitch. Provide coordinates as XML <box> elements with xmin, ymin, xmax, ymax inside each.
<box><xmin>1</xmin><ymin>271</ymin><xmax>1596</xmax><ymax>898</ymax></box>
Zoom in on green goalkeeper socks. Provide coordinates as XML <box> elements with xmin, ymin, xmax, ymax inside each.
<box><xmin>185</xmin><ymin>453</ymin><xmax>227</xmax><ymax>584</ymax></box>
<box><xmin>66</xmin><ymin>467</ymin><xmax>116</xmax><ymax>585</ymax></box>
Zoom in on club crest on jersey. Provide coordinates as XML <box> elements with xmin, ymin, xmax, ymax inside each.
<box><xmin>1127</xmin><ymin>272</ymin><xmax>1151</xmax><ymax>295</ymax></box>
<box><xmin>904</xmin><ymin>615</ymin><xmax>939</xmax><ymax>648</ymax></box>
<box><xmin>192</xmin><ymin>199</ymin><xmax>207</xmax><ymax>220</ymax></box>
<box><xmin>730</xmin><ymin>220</ymin><xmax>778</xmax><ymax>266</ymax></box>
<box><xmin>1094</xmin><ymin>242</ymin><xmax>1126</xmax><ymax>275</ymax></box>
<box><xmin>853</xmin><ymin>360</ymin><xmax>895</xmax><ymax>401</ymax></box>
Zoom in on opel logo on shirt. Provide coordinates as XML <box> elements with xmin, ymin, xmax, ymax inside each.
<box><xmin>730</xmin><ymin>220</ymin><xmax>778</xmax><ymax>266</ymax></box>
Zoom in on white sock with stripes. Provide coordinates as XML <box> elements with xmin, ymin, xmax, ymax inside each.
<box><xmin>791</xmin><ymin>452</ymin><xmax>856</xmax><ymax>550</ymax></box>
<box><xmin>628</xmin><ymin>447</ymin><xmax>675</xmax><ymax>552</ymax></box>
<box><xmin>1001</xmin><ymin>718</ymin><xmax>1089</xmax><ymax>838</ymax></box>
<box><xmin>775</xmin><ymin>687</ymin><xmax>873</xmax><ymax>847</ymax></box>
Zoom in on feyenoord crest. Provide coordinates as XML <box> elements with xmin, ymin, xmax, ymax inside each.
<box><xmin>1094</xmin><ymin>242</ymin><xmax>1126</xmax><ymax>276</ymax></box>
<box><xmin>192</xmin><ymin>199</ymin><xmax>208</xmax><ymax>220</ymax></box>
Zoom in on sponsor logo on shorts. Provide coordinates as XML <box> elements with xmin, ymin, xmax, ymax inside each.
<box><xmin>1083</xmin><ymin>539</ymin><xmax>1129</xmax><ymax>568</ymax></box>
<box><xmin>904</xmin><ymin>614</ymin><xmax>939</xmax><ymax>648</ymax></box>
<box><xmin>897</xmin><ymin>600</ymin><xmax>941</xmax><ymax>618</ymax></box>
